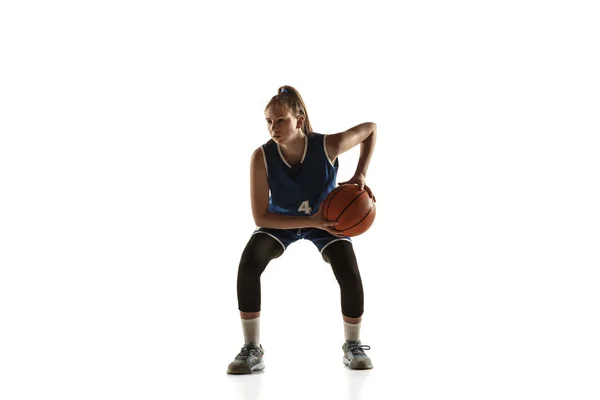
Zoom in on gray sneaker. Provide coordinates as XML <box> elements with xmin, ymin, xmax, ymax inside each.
<box><xmin>227</xmin><ymin>343</ymin><xmax>265</xmax><ymax>374</ymax></box>
<box><xmin>342</xmin><ymin>340</ymin><xmax>373</xmax><ymax>369</ymax></box>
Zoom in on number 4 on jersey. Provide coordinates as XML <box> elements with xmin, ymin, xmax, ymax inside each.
<box><xmin>298</xmin><ymin>200</ymin><xmax>312</xmax><ymax>215</ymax></box>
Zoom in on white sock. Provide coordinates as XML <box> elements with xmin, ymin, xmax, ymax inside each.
<box><xmin>344</xmin><ymin>321</ymin><xmax>361</xmax><ymax>342</ymax></box>
<box><xmin>241</xmin><ymin>317</ymin><xmax>260</xmax><ymax>345</ymax></box>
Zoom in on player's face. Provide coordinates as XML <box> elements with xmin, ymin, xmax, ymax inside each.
<box><xmin>265</xmin><ymin>106</ymin><xmax>300</xmax><ymax>143</ymax></box>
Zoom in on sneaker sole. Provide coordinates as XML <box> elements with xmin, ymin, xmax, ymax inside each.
<box><xmin>343</xmin><ymin>357</ymin><xmax>373</xmax><ymax>370</ymax></box>
<box><xmin>227</xmin><ymin>362</ymin><xmax>265</xmax><ymax>375</ymax></box>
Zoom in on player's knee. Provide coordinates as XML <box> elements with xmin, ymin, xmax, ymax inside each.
<box><xmin>238</xmin><ymin>253</ymin><xmax>260</xmax><ymax>273</ymax></box>
<box><xmin>238</xmin><ymin>236</ymin><xmax>280</xmax><ymax>275</ymax></box>
<box><xmin>237</xmin><ymin>256</ymin><xmax>266</xmax><ymax>283</ymax></box>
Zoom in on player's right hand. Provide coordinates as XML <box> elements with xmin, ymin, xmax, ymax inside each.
<box><xmin>310</xmin><ymin>207</ymin><xmax>344</xmax><ymax>237</ymax></box>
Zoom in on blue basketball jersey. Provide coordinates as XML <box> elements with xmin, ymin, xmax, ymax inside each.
<box><xmin>261</xmin><ymin>133</ymin><xmax>339</xmax><ymax>216</ymax></box>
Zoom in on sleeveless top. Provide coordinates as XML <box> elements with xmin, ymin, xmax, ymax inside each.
<box><xmin>261</xmin><ymin>133</ymin><xmax>338</xmax><ymax>216</ymax></box>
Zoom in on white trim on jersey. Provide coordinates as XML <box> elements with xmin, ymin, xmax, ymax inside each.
<box><xmin>300</xmin><ymin>134</ymin><xmax>308</xmax><ymax>163</ymax></box>
<box><xmin>260</xmin><ymin>146</ymin><xmax>268</xmax><ymax>177</ymax></box>
<box><xmin>323</xmin><ymin>134</ymin><xmax>335</xmax><ymax>167</ymax></box>
<box><xmin>277</xmin><ymin>134</ymin><xmax>307</xmax><ymax>168</ymax></box>
<box><xmin>277</xmin><ymin>144</ymin><xmax>291</xmax><ymax>168</ymax></box>
<box><xmin>252</xmin><ymin>229</ymin><xmax>286</xmax><ymax>252</ymax></box>
<box><xmin>320</xmin><ymin>237</ymin><xmax>352</xmax><ymax>254</ymax></box>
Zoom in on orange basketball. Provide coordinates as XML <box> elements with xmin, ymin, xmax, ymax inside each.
<box><xmin>322</xmin><ymin>184</ymin><xmax>376</xmax><ymax>237</ymax></box>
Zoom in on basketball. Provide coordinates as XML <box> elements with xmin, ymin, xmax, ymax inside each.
<box><xmin>322</xmin><ymin>184</ymin><xmax>376</xmax><ymax>237</ymax></box>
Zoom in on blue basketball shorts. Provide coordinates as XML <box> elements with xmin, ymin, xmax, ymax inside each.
<box><xmin>252</xmin><ymin>227</ymin><xmax>352</xmax><ymax>257</ymax></box>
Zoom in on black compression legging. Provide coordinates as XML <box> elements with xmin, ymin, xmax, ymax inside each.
<box><xmin>236</xmin><ymin>233</ymin><xmax>364</xmax><ymax>318</ymax></box>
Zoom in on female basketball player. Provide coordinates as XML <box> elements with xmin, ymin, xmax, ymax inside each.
<box><xmin>227</xmin><ymin>86</ymin><xmax>377</xmax><ymax>374</ymax></box>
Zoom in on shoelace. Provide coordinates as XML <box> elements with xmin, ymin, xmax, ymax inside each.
<box><xmin>235</xmin><ymin>345</ymin><xmax>260</xmax><ymax>360</ymax></box>
<box><xmin>347</xmin><ymin>343</ymin><xmax>371</xmax><ymax>357</ymax></box>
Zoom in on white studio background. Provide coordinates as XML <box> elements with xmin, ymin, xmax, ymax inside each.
<box><xmin>1</xmin><ymin>1</ymin><xmax>599</xmax><ymax>399</ymax></box>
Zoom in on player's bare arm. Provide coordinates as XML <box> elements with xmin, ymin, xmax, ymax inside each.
<box><xmin>326</xmin><ymin>123</ymin><xmax>377</xmax><ymax>195</ymax></box>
